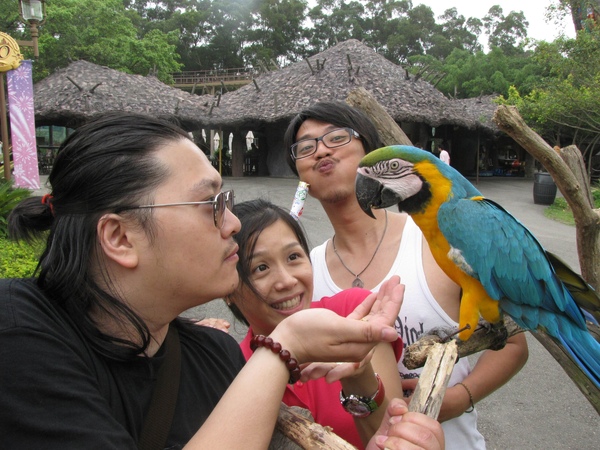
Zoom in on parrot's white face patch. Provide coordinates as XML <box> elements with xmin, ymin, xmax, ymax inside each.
<box><xmin>359</xmin><ymin>158</ymin><xmax>423</xmax><ymax>200</ymax></box>
<box><xmin>448</xmin><ymin>247</ymin><xmax>474</xmax><ymax>275</ymax></box>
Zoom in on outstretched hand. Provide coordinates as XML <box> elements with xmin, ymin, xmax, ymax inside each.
<box><xmin>300</xmin><ymin>276</ymin><xmax>404</xmax><ymax>382</ymax></box>
<box><xmin>348</xmin><ymin>275</ymin><xmax>404</xmax><ymax>326</ymax></box>
<box><xmin>270</xmin><ymin>276</ymin><xmax>404</xmax><ymax>366</ymax></box>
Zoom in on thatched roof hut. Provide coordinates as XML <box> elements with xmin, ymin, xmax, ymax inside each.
<box><xmin>34</xmin><ymin>60</ymin><xmax>212</xmax><ymax>130</ymax></box>
<box><xmin>203</xmin><ymin>39</ymin><xmax>502</xmax><ymax>176</ymax></box>
<box><xmin>206</xmin><ymin>39</ymin><xmax>495</xmax><ymax>134</ymax></box>
<box><xmin>453</xmin><ymin>95</ymin><xmax>501</xmax><ymax>134</ymax></box>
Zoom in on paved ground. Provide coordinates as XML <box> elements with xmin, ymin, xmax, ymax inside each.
<box><xmin>37</xmin><ymin>174</ymin><xmax>599</xmax><ymax>448</ymax></box>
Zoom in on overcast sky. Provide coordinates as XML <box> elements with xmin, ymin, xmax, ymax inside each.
<box><xmin>417</xmin><ymin>1</ymin><xmax>576</xmax><ymax>43</ymax></box>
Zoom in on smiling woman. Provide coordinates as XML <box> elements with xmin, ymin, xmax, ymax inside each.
<box><xmin>225</xmin><ymin>198</ymin><xmax>406</xmax><ymax>449</ymax></box>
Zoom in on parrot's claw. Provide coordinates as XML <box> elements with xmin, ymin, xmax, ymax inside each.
<box><xmin>425</xmin><ymin>325</ymin><xmax>471</xmax><ymax>343</ymax></box>
<box><xmin>474</xmin><ymin>319</ymin><xmax>508</xmax><ymax>350</ymax></box>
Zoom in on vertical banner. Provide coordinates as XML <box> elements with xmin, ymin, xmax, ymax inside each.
<box><xmin>7</xmin><ymin>60</ymin><xmax>40</xmax><ymax>190</ymax></box>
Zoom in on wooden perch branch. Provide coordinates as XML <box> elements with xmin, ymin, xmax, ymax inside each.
<box><xmin>403</xmin><ymin>317</ymin><xmax>523</xmax><ymax>370</ymax></box>
<box><xmin>530</xmin><ymin>332</ymin><xmax>600</xmax><ymax>415</ymax></box>
<box><xmin>408</xmin><ymin>341</ymin><xmax>458</xmax><ymax>418</ymax></box>
<box><xmin>346</xmin><ymin>87</ymin><xmax>412</xmax><ymax>146</ymax></box>
<box><xmin>274</xmin><ymin>403</ymin><xmax>356</xmax><ymax>449</ymax></box>
<box><xmin>404</xmin><ymin>316</ymin><xmax>600</xmax><ymax>415</ymax></box>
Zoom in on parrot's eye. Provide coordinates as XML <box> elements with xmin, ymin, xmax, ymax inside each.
<box><xmin>389</xmin><ymin>160</ymin><xmax>400</xmax><ymax>171</ymax></box>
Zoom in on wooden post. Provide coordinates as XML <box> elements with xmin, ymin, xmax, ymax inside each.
<box><xmin>345</xmin><ymin>87</ymin><xmax>412</xmax><ymax>146</ymax></box>
<box><xmin>1</xmin><ymin>73</ymin><xmax>10</xmax><ymax>180</ymax></box>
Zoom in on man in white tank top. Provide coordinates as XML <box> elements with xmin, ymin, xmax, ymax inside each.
<box><xmin>283</xmin><ymin>101</ymin><xmax>528</xmax><ymax>450</ymax></box>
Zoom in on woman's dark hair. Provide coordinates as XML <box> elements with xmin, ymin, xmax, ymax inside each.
<box><xmin>8</xmin><ymin>112</ymin><xmax>190</xmax><ymax>360</ymax></box>
<box><xmin>226</xmin><ymin>199</ymin><xmax>311</xmax><ymax>325</ymax></box>
<box><xmin>284</xmin><ymin>101</ymin><xmax>384</xmax><ymax>175</ymax></box>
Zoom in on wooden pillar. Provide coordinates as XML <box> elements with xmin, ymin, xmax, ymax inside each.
<box><xmin>231</xmin><ymin>130</ymin><xmax>245</xmax><ymax>177</ymax></box>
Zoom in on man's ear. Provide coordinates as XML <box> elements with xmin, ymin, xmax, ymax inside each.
<box><xmin>97</xmin><ymin>214</ymin><xmax>140</xmax><ymax>269</ymax></box>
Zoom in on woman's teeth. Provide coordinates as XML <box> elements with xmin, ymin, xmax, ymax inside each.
<box><xmin>272</xmin><ymin>295</ymin><xmax>301</xmax><ymax>310</ymax></box>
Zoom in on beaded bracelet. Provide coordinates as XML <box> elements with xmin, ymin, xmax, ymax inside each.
<box><xmin>456</xmin><ymin>382</ymin><xmax>475</xmax><ymax>413</ymax></box>
<box><xmin>250</xmin><ymin>335</ymin><xmax>301</xmax><ymax>384</ymax></box>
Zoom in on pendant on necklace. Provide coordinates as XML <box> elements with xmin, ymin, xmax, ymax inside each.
<box><xmin>352</xmin><ymin>277</ymin><xmax>364</xmax><ymax>288</ymax></box>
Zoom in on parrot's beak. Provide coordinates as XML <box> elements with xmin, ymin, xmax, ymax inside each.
<box><xmin>355</xmin><ymin>172</ymin><xmax>382</xmax><ymax>218</ymax></box>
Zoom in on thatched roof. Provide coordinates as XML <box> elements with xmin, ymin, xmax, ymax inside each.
<box><xmin>453</xmin><ymin>95</ymin><xmax>501</xmax><ymax>134</ymax></box>
<box><xmin>34</xmin><ymin>60</ymin><xmax>212</xmax><ymax>130</ymax></box>
<box><xmin>206</xmin><ymin>39</ymin><xmax>496</xmax><ymax>133</ymax></box>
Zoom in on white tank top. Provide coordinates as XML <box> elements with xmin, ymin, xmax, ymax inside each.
<box><xmin>311</xmin><ymin>217</ymin><xmax>486</xmax><ymax>450</ymax></box>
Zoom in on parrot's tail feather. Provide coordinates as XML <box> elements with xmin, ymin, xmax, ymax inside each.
<box><xmin>553</xmin><ymin>326</ymin><xmax>600</xmax><ymax>389</ymax></box>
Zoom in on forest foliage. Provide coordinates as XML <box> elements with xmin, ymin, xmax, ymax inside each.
<box><xmin>1</xmin><ymin>0</ymin><xmax>598</xmax><ymax>161</ymax></box>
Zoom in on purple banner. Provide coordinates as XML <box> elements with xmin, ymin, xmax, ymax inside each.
<box><xmin>7</xmin><ymin>60</ymin><xmax>40</xmax><ymax>190</ymax></box>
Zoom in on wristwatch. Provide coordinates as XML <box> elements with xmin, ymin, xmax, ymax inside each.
<box><xmin>340</xmin><ymin>373</ymin><xmax>385</xmax><ymax>418</ymax></box>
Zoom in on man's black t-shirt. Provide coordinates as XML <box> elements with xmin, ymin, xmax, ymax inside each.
<box><xmin>0</xmin><ymin>278</ymin><xmax>245</xmax><ymax>449</ymax></box>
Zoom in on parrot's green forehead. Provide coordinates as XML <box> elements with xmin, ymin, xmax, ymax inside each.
<box><xmin>361</xmin><ymin>145</ymin><xmax>430</xmax><ymax>166</ymax></box>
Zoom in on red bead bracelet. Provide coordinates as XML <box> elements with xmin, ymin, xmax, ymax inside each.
<box><xmin>250</xmin><ymin>335</ymin><xmax>301</xmax><ymax>384</ymax></box>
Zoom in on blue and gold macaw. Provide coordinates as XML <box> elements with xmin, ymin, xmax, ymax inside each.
<box><xmin>355</xmin><ymin>145</ymin><xmax>600</xmax><ymax>388</ymax></box>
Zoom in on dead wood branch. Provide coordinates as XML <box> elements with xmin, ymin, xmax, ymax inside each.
<box><xmin>346</xmin><ymin>87</ymin><xmax>412</xmax><ymax>146</ymax></box>
<box><xmin>530</xmin><ymin>332</ymin><xmax>600</xmax><ymax>415</ymax></box>
<box><xmin>493</xmin><ymin>105</ymin><xmax>600</xmax><ymax>290</ymax></box>
<box><xmin>403</xmin><ymin>317</ymin><xmax>523</xmax><ymax>370</ymax></box>
<box><xmin>275</xmin><ymin>403</ymin><xmax>357</xmax><ymax>449</ymax></box>
<box><xmin>408</xmin><ymin>341</ymin><xmax>458</xmax><ymax>419</ymax></box>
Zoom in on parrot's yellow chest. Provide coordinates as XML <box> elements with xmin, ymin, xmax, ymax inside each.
<box><xmin>408</xmin><ymin>161</ymin><xmax>500</xmax><ymax>339</ymax></box>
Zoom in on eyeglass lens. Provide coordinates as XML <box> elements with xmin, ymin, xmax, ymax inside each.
<box><xmin>292</xmin><ymin>128</ymin><xmax>353</xmax><ymax>159</ymax></box>
<box><xmin>215</xmin><ymin>190</ymin><xmax>235</xmax><ymax>228</ymax></box>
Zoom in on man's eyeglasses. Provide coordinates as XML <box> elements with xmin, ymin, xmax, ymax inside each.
<box><xmin>118</xmin><ymin>190</ymin><xmax>234</xmax><ymax>229</ymax></box>
<box><xmin>290</xmin><ymin>128</ymin><xmax>360</xmax><ymax>160</ymax></box>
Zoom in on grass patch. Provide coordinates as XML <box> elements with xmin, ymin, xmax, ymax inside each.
<box><xmin>544</xmin><ymin>185</ymin><xmax>600</xmax><ymax>225</ymax></box>
<box><xmin>0</xmin><ymin>237</ymin><xmax>44</xmax><ymax>278</ymax></box>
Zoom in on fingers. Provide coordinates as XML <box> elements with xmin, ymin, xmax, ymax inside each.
<box><xmin>368</xmin><ymin>398</ymin><xmax>444</xmax><ymax>450</ymax></box>
<box><xmin>349</xmin><ymin>276</ymin><xmax>404</xmax><ymax>328</ymax></box>
<box><xmin>300</xmin><ymin>362</ymin><xmax>360</xmax><ymax>382</ymax></box>
<box><xmin>383</xmin><ymin>412</ymin><xmax>444</xmax><ymax>450</ymax></box>
<box><xmin>347</xmin><ymin>289</ymin><xmax>378</xmax><ymax>320</ymax></box>
<box><xmin>272</xmin><ymin>309</ymin><xmax>398</xmax><ymax>364</ymax></box>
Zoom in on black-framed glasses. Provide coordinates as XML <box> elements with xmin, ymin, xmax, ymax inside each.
<box><xmin>118</xmin><ymin>190</ymin><xmax>234</xmax><ymax>229</ymax></box>
<box><xmin>290</xmin><ymin>128</ymin><xmax>360</xmax><ymax>160</ymax></box>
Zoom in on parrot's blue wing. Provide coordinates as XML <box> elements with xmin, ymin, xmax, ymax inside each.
<box><xmin>437</xmin><ymin>197</ymin><xmax>600</xmax><ymax>387</ymax></box>
<box><xmin>437</xmin><ymin>197</ymin><xmax>586</xmax><ymax>330</ymax></box>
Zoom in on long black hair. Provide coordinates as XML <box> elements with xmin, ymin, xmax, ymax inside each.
<box><xmin>226</xmin><ymin>199</ymin><xmax>311</xmax><ymax>325</ymax></box>
<box><xmin>284</xmin><ymin>101</ymin><xmax>383</xmax><ymax>175</ymax></box>
<box><xmin>8</xmin><ymin>112</ymin><xmax>191</xmax><ymax>360</ymax></box>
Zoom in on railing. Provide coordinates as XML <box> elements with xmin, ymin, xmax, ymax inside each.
<box><xmin>172</xmin><ymin>68</ymin><xmax>255</xmax><ymax>86</ymax></box>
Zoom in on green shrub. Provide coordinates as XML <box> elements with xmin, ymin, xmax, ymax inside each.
<box><xmin>0</xmin><ymin>237</ymin><xmax>43</xmax><ymax>278</ymax></box>
<box><xmin>0</xmin><ymin>180</ymin><xmax>32</xmax><ymax>238</ymax></box>
<box><xmin>544</xmin><ymin>184</ymin><xmax>600</xmax><ymax>226</ymax></box>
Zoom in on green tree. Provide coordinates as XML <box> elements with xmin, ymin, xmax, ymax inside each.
<box><xmin>483</xmin><ymin>5</ymin><xmax>529</xmax><ymax>54</ymax></box>
<box><xmin>306</xmin><ymin>0</ymin><xmax>367</xmax><ymax>54</ymax></box>
<box><xmin>125</xmin><ymin>1</ymin><xmax>214</xmax><ymax>71</ymax></box>
<box><xmin>384</xmin><ymin>4</ymin><xmax>437</xmax><ymax>64</ymax></box>
<box><xmin>505</xmin><ymin>27</ymin><xmax>600</xmax><ymax>169</ymax></box>
<box><xmin>432</xmin><ymin>8</ymin><xmax>482</xmax><ymax>59</ymax></box>
<box><xmin>21</xmin><ymin>0</ymin><xmax>182</xmax><ymax>83</ymax></box>
<box><xmin>245</xmin><ymin>0</ymin><xmax>308</xmax><ymax>66</ymax></box>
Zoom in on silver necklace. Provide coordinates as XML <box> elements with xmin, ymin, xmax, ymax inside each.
<box><xmin>331</xmin><ymin>210</ymin><xmax>388</xmax><ymax>288</ymax></box>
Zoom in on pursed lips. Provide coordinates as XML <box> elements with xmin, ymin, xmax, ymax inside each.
<box><xmin>225</xmin><ymin>244</ymin><xmax>239</xmax><ymax>261</ymax></box>
<box><xmin>315</xmin><ymin>158</ymin><xmax>336</xmax><ymax>173</ymax></box>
